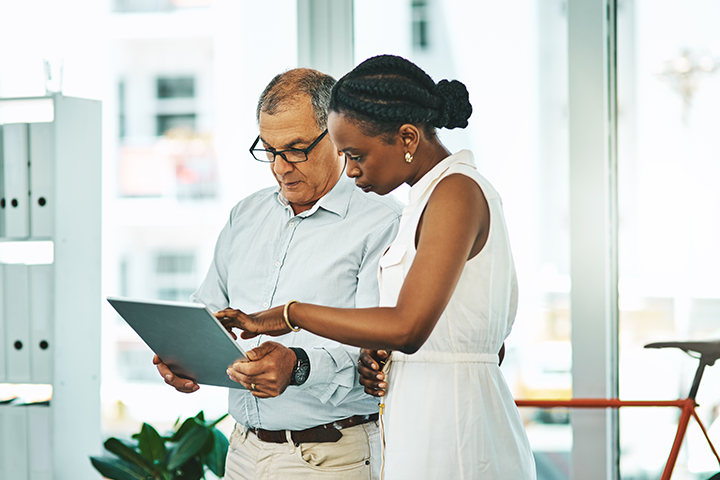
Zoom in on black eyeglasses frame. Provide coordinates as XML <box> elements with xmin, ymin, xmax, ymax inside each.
<box><xmin>249</xmin><ymin>129</ymin><xmax>329</xmax><ymax>164</ymax></box>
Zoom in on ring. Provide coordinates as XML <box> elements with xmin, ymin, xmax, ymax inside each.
<box><xmin>251</xmin><ymin>383</ymin><xmax>256</xmax><ymax>391</ymax></box>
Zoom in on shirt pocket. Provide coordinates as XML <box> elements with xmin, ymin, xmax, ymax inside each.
<box><xmin>377</xmin><ymin>245</ymin><xmax>407</xmax><ymax>307</ymax></box>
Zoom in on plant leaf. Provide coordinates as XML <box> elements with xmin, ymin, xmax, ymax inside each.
<box><xmin>198</xmin><ymin>427</ymin><xmax>215</xmax><ymax>457</ymax></box>
<box><xmin>167</xmin><ymin>426</ymin><xmax>210</xmax><ymax>471</ymax></box>
<box><xmin>119</xmin><ymin>438</ymin><xmax>140</xmax><ymax>450</ymax></box>
<box><xmin>138</xmin><ymin>423</ymin><xmax>167</xmax><ymax>464</ymax></box>
<box><xmin>201</xmin><ymin>428</ymin><xmax>229</xmax><ymax>477</ymax></box>
<box><xmin>172</xmin><ymin>457</ymin><xmax>204</xmax><ymax>480</ymax></box>
<box><xmin>90</xmin><ymin>456</ymin><xmax>153</xmax><ymax>480</ymax></box>
<box><xmin>194</xmin><ymin>411</ymin><xmax>205</xmax><ymax>423</ymax></box>
<box><xmin>104</xmin><ymin>438</ymin><xmax>154</xmax><ymax>472</ymax></box>
<box><xmin>170</xmin><ymin>417</ymin><xmax>201</xmax><ymax>442</ymax></box>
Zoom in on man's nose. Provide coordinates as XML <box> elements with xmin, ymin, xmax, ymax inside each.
<box><xmin>273</xmin><ymin>154</ymin><xmax>295</xmax><ymax>176</ymax></box>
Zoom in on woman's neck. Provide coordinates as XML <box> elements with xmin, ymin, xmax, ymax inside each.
<box><xmin>406</xmin><ymin>138</ymin><xmax>453</xmax><ymax>187</ymax></box>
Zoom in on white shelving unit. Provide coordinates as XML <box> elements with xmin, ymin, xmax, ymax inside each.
<box><xmin>0</xmin><ymin>94</ymin><xmax>102</xmax><ymax>480</ymax></box>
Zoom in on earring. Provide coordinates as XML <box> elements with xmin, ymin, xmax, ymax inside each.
<box><xmin>405</xmin><ymin>152</ymin><xmax>413</xmax><ymax>163</ymax></box>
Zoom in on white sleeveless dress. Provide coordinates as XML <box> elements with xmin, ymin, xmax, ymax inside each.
<box><xmin>378</xmin><ymin>151</ymin><xmax>536</xmax><ymax>479</ymax></box>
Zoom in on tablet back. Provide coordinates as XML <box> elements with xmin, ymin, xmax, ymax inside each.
<box><xmin>107</xmin><ymin>296</ymin><xmax>246</xmax><ymax>389</ymax></box>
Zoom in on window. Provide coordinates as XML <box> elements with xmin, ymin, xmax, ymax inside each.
<box><xmin>157</xmin><ymin>77</ymin><xmax>195</xmax><ymax>99</ymax></box>
<box><xmin>618</xmin><ymin>1</ymin><xmax>720</xmax><ymax>478</ymax></box>
<box><xmin>118</xmin><ymin>81</ymin><xmax>126</xmax><ymax>138</ymax></box>
<box><xmin>154</xmin><ymin>252</ymin><xmax>198</xmax><ymax>302</ymax></box>
<box><xmin>156</xmin><ymin>253</ymin><xmax>195</xmax><ymax>274</ymax></box>
<box><xmin>411</xmin><ymin>0</ymin><xmax>429</xmax><ymax>50</ymax></box>
<box><xmin>156</xmin><ymin>113</ymin><xmax>196</xmax><ymax>136</ymax></box>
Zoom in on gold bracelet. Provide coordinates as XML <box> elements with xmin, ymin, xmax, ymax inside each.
<box><xmin>283</xmin><ymin>300</ymin><xmax>301</xmax><ymax>332</ymax></box>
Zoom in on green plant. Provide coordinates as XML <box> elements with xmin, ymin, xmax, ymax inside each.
<box><xmin>90</xmin><ymin>411</ymin><xmax>229</xmax><ymax>480</ymax></box>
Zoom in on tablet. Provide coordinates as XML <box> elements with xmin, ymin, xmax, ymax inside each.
<box><xmin>107</xmin><ymin>296</ymin><xmax>247</xmax><ymax>389</ymax></box>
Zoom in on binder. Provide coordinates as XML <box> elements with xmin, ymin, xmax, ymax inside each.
<box><xmin>0</xmin><ymin>264</ymin><xmax>5</xmax><ymax>382</ymax></box>
<box><xmin>29</xmin><ymin>265</ymin><xmax>53</xmax><ymax>384</ymax></box>
<box><xmin>28</xmin><ymin>405</ymin><xmax>52</xmax><ymax>480</ymax></box>
<box><xmin>5</xmin><ymin>264</ymin><xmax>31</xmax><ymax>383</ymax></box>
<box><xmin>0</xmin><ymin>123</ymin><xmax>30</xmax><ymax>239</ymax></box>
<box><xmin>0</xmin><ymin>125</ymin><xmax>4</xmax><ymax>238</ymax></box>
<box><xmin>29</xmin><ymin>123</ymin><xmax>55</xmax><ymax>238</ymax></box>
<box><xmin>0</xmin><ymin>406</ymin><xmax>30</xmax><ymax>480</ymax></box>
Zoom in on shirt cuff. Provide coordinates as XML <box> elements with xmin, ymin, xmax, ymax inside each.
<box><xmin>301</xmin><ymin>345</ymin><xmax>359</xmax><ymax>406</ymax></box>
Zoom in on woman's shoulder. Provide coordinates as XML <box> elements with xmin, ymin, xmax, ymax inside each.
<box><xmin>441</xmin><ymin>155</ymin><xmax>501</xmax><ymax>202</ymax></box>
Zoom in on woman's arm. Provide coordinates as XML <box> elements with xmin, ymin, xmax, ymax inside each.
<box><xmin>221</xmin><ymin>174</ymin><xmax>489</xmax><ymax>353</ymax></box>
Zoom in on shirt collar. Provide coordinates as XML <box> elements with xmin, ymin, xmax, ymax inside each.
<box><xmin>274</xmin><ymin>174</ymin><xmax>353</xmax><ymax>219</ymax></box>
<box><xmin>408</xmin><ymin>150</ymin><xmax>476</xmax><ymax>206</ymax></box>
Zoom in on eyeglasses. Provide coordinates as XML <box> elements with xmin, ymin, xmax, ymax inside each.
<box><xmin>249</xmin><ymin>129</ymin><xmax>328</xmax><ymax>164</ymax></box>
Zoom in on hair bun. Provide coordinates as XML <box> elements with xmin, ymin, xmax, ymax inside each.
<box><xmin>433</xmin><ymin>80</ymin><xmax>472</xmax><ymax>129</ymax></box>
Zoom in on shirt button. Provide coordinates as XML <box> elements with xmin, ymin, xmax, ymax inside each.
<box><xmin>263</xmin><ymin>302</ymin><xmax>269</xmax><ymax>308</ymax></box>
<box><xmin>288</xmin><ymin>222</ymin><xmax>295</xmax><ymax>227</ymax></box>
<box><xmin>275</xmin><ymin>261</ymin><xmax>281</xmax><ymax>267</ymax></box>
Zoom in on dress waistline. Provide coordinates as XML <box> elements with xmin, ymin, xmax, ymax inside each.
<box><xmin>391</xmin><ymin>351</ymin><xmax>499</xmax><ymax>364</ymax></box>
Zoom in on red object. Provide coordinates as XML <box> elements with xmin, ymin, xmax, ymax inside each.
<box><xmin>515</xmin><ymin>397</ymin><xmax>719</xmax><ymax>480</ymax></box>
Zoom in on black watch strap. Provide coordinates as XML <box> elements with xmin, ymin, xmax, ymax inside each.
<box><xmin>289</xmin><ymin>347</ymin><xmax>310</xmax><ymax>386</ymax></box>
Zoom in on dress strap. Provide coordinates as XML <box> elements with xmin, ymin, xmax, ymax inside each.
<box><xmin>391</xmin><ymin>351</ymin><xmax>499</xmax><ymax>364</ymax></box>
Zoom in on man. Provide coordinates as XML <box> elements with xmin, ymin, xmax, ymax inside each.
<box><xmin>154</xmin><ymin>68</ymin><xmax>403</xmax><ymax>480</ymax></box>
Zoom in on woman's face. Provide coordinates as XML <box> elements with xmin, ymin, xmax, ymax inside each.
<box><xmin>327</xmin><ymin>112</ymin><xmax>409</xmax><ymax>196</ymax></box>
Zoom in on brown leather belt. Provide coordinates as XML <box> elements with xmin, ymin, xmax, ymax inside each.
<box><xmin>248</xmin><ymin>413</ymin><xmax>379</xmax><ymax>444</ymax></box>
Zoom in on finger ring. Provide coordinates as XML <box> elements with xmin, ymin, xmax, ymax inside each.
<box><xmin>251</xmin><ymin>383</ymin><xmax>256</xmax><ymax>391</ymax></box>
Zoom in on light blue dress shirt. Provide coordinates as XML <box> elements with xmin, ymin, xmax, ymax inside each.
<box><xmin>191</xmin><ymin>174</ymin><xmax>403</xmax><ymax>430</ymax></box>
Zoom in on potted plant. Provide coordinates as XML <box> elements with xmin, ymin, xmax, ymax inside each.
<box><xmin>90</xmin><ymin>411</ymin><xmax>229</xmax><ymax>480</ymax></box>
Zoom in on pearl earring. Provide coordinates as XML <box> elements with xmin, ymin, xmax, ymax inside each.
<box><xmin>405</xmin><ymin>152</ymin><xmax>413</xmax><ymax>163</ymax></box>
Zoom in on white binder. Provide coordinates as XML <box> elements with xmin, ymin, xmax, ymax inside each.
<box><xmin>28</xmin><ymin>406</ymin><xmax>52</xmax><ymax>480</ymax></box>
<box><xmin>0</xmin><ymin>406</ymin><xmax>30</xmax><ymax>480</ymax></box>
<box><xmin>1</xmin><ymin>123</ymin><xmax>30</xmax><ymax>239</ymax></box>
<box><xmin>5</xmin><ymin>264</ymin><xmax>31</xmax><ymax>383</ymax></box>
<box><xmin>29</xmin><ymin>265</ymin><xmax>54</xmax><ymax>384</ymax></box>
<box><xmin>0</xmin><ymin>264</ymin><xmax>5</xmax><ymax>382</ymax></box>
<box><xmin>29</xmin><ymin>123</ymin><xmax>55</xmax><ymax>238</ymax></box>
<box><xmin>0</xmin><ymin>126</ymin><xmax>4</xmax><ymax>238</ymax></box>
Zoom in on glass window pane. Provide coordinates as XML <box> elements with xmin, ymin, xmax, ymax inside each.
<box><xmin>618</xmin><ymin>0</ymin><xmax>720</xmax><ymax>478</ymax></box>
<box><xmin>157</xmin><ymin>77</ymin><xmax>195</xmax><ymax>99</ymax></box>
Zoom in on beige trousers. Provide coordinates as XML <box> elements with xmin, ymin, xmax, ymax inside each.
<box><xmin>225</xmin><ymin>421</ymin><xmax>381</xmax><ymax>480</ymax></box>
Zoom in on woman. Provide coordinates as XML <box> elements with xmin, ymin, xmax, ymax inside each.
<box><xmin>220</xmin><ymin>55</ymin><xmax>535</xmax><ymax>479</ymax></box>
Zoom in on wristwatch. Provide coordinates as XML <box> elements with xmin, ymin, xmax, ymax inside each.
<box><xmin>289</xmin><ymin>347</ymin><xmax>310</xmax><ymax>386</ymax></box>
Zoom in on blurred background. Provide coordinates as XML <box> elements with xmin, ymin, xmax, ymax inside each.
<box><xmin>0</xmin><ymin>0</ymin><xmax>719</xmax><ymax>478</ymax></box>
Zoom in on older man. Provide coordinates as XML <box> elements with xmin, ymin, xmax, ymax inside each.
<box><xmin>155</xmin><ymin>68</ymin><xmax>402</xmax><ymax>479</ymax></box>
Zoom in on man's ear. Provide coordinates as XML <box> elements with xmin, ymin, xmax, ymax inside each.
<box><xmin>398</xmin><ymin>124</ymin><xmax>420</xmax><ymax>155</ymax></box>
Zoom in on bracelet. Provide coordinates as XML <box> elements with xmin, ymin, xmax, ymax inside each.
<box><xmin>283</xmin><ymin>300</ymin><xmax>301</xmax><ymax>332</ymax></box>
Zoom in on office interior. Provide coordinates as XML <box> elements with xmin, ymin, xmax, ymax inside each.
<box><xmin>0</xmin><ymin>0</ymin><xmax>719</xmax><ymax>479</ymax></box>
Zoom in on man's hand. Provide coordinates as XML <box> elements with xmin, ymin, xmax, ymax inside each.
<box><xmin>358</xmin><ymin>349</ymin><xmax>390</xmax><ymax>397</ymax></box>
<box><xmin>216</xmin><ymin>307</ymin><xmax>290</xmax><ymax>340</ymax></box>
<box><xmin>153</xmin><ymin>355</ymin><xmax>199</xmax><ymax>393</ymax></box>
<box><xmin>226</xmin><ymin>341</ymin><xmax>297</xmax><ymax>398</ymax></box>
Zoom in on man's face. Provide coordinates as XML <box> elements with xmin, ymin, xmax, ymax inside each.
<box><xmin>259</xmin><ymin>98</ymin><xmax>343</xmax><ymax>214</ymax></box>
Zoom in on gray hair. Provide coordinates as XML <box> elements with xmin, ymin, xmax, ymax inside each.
<box><xmin>256</xmin><ymin>68</ymin><xmax>337</xmax><ymax>130</ymax></box>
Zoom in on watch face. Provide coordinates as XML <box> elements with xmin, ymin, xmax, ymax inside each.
<box><xmin>295</xmin><ymin>364</ymin><xmax>310</xmax><ymax>384</ymax></box>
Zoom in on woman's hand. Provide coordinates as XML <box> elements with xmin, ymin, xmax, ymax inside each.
<box><xmin>215</xmin><ymin>306</ymin><xmax>291</xmax><ymax>339</ymax></box>
<box><xmin>358</xmin><ymin>349</ymin><xmax>391</xmax><ymax>397</ymax></box>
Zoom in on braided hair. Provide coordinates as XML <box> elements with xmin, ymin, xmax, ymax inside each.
<box><xmin>329</xmin><ymin>55</ymin><xmax>472</xmax><ymax>143</ymax></box>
